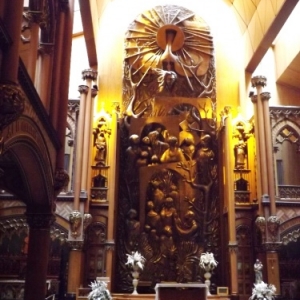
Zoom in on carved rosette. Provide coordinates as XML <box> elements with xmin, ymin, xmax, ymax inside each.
<box><xmin>69</xmin><ymin>210</ymin><xmax>82</xmax><ymax>239</ymax></box>
<box><xmin>255</xmin><ymin>216</ymin><xmax>266</xmax><ymax>241</ymax></box>
<box><xmin>26</xmin><ymin>213</ymin><xmax>55</xmax><ymax>229</ymax></box>
<box><xmin>83</xmin><ymin>213</ymin><xmax>93</xmax><ymax>231</ymax></box>
<box><xmin>251</xmin><ymin>76</ymin><xmax>267</xmax><ymax>88</ymax></box>
<box><xmin>0</xmin><ymin>82</ymin><xmax>25</xmax><ymax>132</ymax></box>
<box><xmin>267</xmin><ymin>215</ymin><xmax>280</xmax><ymax>242</ymax></box>
<box><xmin>54</xmin><ymin>168</ymin><xmax>69</xmax><ymax>195</ymax></box>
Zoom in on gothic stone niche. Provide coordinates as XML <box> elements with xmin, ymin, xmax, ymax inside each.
<box><xmin>116</xmin><ymin>4</ymin><xmax>218</xmax><ymax>293</ymax></box>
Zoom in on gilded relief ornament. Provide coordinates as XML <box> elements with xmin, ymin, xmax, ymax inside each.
<box><xmin>123</xmin><ymin>5</ymin><xmax>215</xmax><ymax>118</ymax></box>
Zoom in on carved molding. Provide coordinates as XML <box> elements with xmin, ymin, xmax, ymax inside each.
<box><xmin>282</xmin><ymin>228</ymin><xmax>300</xmax><ymax>245</ymax></box>
<box><xmin>267</xmin><ymin>215</ymin><xmax>280</xmax><ymax>242</ymax></box>
<box><xmin>26</xmin><ymin>212</ymin><xmax>55</xmax><ymax>229</ymax></box>
<box><xmin>0</xmin><ymin>82</ymin><xmax>25</xmax><ymax>133</ymax></box>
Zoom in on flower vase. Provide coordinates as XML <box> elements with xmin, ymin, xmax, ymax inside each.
<box><xmin>131</xmin><ymin>267</ymin><xmax>140</xmax><ymax>295</ymax></box>
<box><xmin>204</xmin><ymin>267</ymin><xmax>212</xmax><ymax>295</ymax></box>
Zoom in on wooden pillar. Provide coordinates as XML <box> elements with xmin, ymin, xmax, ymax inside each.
<box><xmin>250</xmin><ymin>95</ymin><xmax>263</xmax><ymax>214</ymax></box>
<box><xmin>105</xmin><ymin>106</ymin><xmax>119</xmax><ymax>290</ymax></box>
<box><xmin>81</xmin><ymin>69</ymin><xmax>98</xmax><ymax>193</ymax></box>
<box><xmin>223</xmin><ymin>107</ymin><xmax>239</xmax><ymax>298</ymax></box>
<box><xmin>74</xmin><ymin>85</ymin><xmax>88</xmax><ymax>210</ymax></box>
<box><xmin>85</xmin><ymin>86</ymin><xmax>98</xmax><ymax>212</ymax></box>
<box><xmin>261</xmin><ymin>92</ymin><xmax>276</xmax><ymax>215</ymax></box>
<box><xmin>55</xmin><ymin>0</ymin><xmax>75</xmax><ymax>174</ymax></box>
<box><xmin>251</xmin><ymin>76</ymin><xmax>268</xmax><ymax>197</ymax></box>
<box><xmin>67</xmin><ymin>242</ymin><xmax>84</xmax><ymax>298</ymax></box>
<box><xmin>36</xmin><ymin>44</ymin><xmax>53</xmax><ymax>112</ymax></box>
<box><xmin>0</xmin><ymin>0</ymin><xmax>24</xmax><ymax>83</ymax></box>
<box><xmin>24</xmin><ymin>212</ymin><xmax>54</xmax><ymax>300</ymax></box>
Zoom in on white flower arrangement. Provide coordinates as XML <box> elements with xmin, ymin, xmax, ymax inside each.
<box><xmin>199</xmin><ymin>252</ymin><xmax>218</xmax><ymax>270</ymax></box>
<box><xmin>126</xmin><ymin>251</ymin><xmax>146</xmax><ymax>270</ymax></box>
<box><xmin>250</xmin><ymin>281</ymin><xmax>276</xmax><ymax>300</ymax></box>
<box><xmin>88</xmin><ymin>280</ymin><xmax>112</xmax><ymax>300</ymax></box>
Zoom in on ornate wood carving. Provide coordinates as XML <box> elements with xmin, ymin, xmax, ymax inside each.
<box><xmin>116</xmin><ymin>5</ymin><xmax>219</xmax><ymax>292</ymax></box>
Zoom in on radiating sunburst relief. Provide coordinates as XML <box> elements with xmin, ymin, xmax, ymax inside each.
<box><xmin>123</xmin><ymin>5</ymin><xmax>216</xmax><ymax>118</ymax></box>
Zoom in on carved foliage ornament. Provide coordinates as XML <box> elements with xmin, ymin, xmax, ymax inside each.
<box><xmin>0</xmin><ymin>83</ymin><xmax>25</xmax><ymax>132</ymax></box>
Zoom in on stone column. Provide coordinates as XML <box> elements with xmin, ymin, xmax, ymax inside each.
<box><xmin>0</xmin><ymin>0</ymin><xmax>24</xmax><ymax>83</ymax></box>
<box><xmin>223</xmin><ymin>107</ymin><xmax>238</xmax><ymax>298</ymax></box>
<box><xmin>24</xmin><ymin>212</ymin><xmax>55</xmax><ymax>300</ymax></box>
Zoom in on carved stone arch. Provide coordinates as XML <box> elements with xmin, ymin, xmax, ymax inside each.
<box><xmin>272</xmin><ymin>119</ymin><xmax>300</xmax><ymax>148</ymax></box>
<box><xmin>280</xmin><ymin>216</ymin><xmax>300</xmax><ymax>246</ymax></box>
<box><xmin>1</xmin><ymin>135</ymin><xmax>55</xmax><ymax>212</ymax></box>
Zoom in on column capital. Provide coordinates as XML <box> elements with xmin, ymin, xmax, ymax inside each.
<box><xmin>26</xmin><ymin>212</ymin><xmax>55</xmax><ymax>229</ymax></box>
<box><xmin>68</xmin><ymin>240</ymin><xmax>84</xmax><ymax>250</ymax></box>
<box><xmin>38</xmin><ymin>43</ymin><xmax>54</xmax><ymax>55</ymax></box>
<box><xmin>91</xmin><ymin>87</ymin><xmax>98</xmax><ymax>98</ymax></box>
<box><xmin>251</xmin><ymin>75</ymin><xmax>267</xmax><ymax>88</ymax></box>
<box><xmin>228</xmin><ymin>241</ymin><xmax>238</xmax><ymax>253</ymax></box>
<box><xmin>78</xmin><ymin>85</ymin><xmax>89</xmax><ymax>95</ymax></box>
<box><xmin>82</xmin><ymin>69</ymin><xmax>98</xmax><ymax>81</ymax></box>
<box><xmin>261</xmin><ymin>92</ymin><xmax>271</xmax><ymax>101</ymax></box>
<box><xmin>250</xmin><ymin>94</ymin><xmax>257</xmax><ymax>104</ymax></box>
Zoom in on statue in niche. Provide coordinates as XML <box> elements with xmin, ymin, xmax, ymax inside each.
<box><xmin>94</xmin><ymin>131</ymin><xmax>107</xmax><ymax>166</ymax></box>
<box><xmin>93</xmin><ymin>116</ymin><xmax>111</xmax><ymax>166</ymax></box>
<box><xmin>233</xmin><ymin>121</ymin><xmax>253</xmax><ymax>170</ymax></box>
<box><xmin>161</xmin><ymin>136</ymin><xmax>186</xmax><ymax>163</ymax></box>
